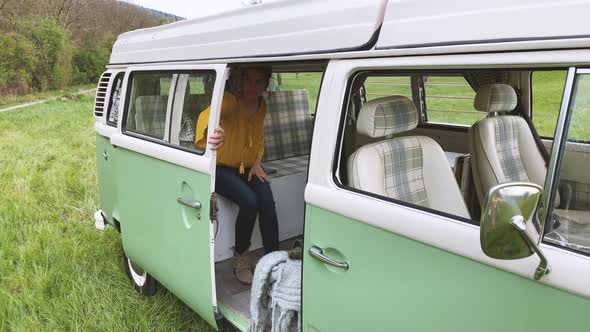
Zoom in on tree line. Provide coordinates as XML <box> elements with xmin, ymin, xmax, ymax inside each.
<box><xmin>0</xmin><ymin>0</ymin><xmax>179</xmax><ymax>97</ymax></box>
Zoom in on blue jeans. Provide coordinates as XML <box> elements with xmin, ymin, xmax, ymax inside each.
<box><xmin>216</xmin><ymin>166</ymin><xmax>279</xmax><ymax>254</ymax></box>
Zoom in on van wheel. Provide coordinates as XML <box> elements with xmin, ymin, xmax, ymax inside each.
<box><xmin>123</xmin><ymin>254</ymin><xmax>158</xmax><ymax>296</ymax></box>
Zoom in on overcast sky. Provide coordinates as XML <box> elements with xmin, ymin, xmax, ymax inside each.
<box><xmin>123</xmin><ymin>0</ymin><xmax>254</xmax><ymax>19</ymax></box>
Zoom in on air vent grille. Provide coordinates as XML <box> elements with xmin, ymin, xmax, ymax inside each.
<box><xmin>94</xmin><ymin>72</ymin><xmax>112</xmax><ymax>118</ymax></box>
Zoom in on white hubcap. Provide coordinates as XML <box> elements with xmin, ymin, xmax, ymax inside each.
<box><xmin>127</xmin><ymin>258</ymin><xmax>147</xmax><ymax>287</ymax></box>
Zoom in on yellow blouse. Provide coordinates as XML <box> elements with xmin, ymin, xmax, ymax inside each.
<box><xmin>195</xmin><ymin>92</ymin><xmax>265</xmax><ymax>172</ymax></box>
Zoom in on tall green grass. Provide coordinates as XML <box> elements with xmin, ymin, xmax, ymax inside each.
<box><xmin>0</xmin><ymin>84</ymin><xmax>95</xmax><ymax>109</ymax></box>
<box><xmin>0</xmin><ymin>95</ymin><xmax>235</xmax><ymax>331</ymax></box>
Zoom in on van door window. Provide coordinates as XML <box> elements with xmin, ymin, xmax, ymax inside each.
<box><xmin>532</xmin><ymin>70</ymin><xmax>568</xmax><ymax>138</ymax></box>
<box><xmin>546</xmin><ymin>73</ymin><xmax>590</xmax><ymax>255</ymax></box>
<box><xmin>173</xmin><ymin>72</ymin><xmax>216</xmax><ymax>153</ymax></box>
<box><xmin>124</xmin><ymin>72</ymin><xmax>174</xmax><ymax>140</ymax></box>
<box><xmin>122</xmin><ymin>70</ymin><xmax>216</xmax><ymax>152</ymax></box>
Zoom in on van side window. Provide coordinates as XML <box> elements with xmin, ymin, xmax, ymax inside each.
<box><xmin>107</xmin><ymin>73</ymin><xmax>124</xmax><ymax>126</ymax></box>
<box><xmin>124</xmin><ymin>72</ymin><xmax>174</xmax><ymax>140</ymax></box>
<box><xmin>532</xmin><ymin>70</ymin><xmax>568</xmax><ymax>138</ymax></box>
<box><xmin>423</xmin><ymin>75</ymin><xmax>484</xmax><ymax>126</ymax></box>
<box><xmin>338</xmin><ymin>72</ymin><xmax>474</xmax><ymax>222</ymax></box>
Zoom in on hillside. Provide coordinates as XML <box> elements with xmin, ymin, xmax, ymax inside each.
<box><xmin>137</xmin><ymin>5</ymin><xmax>184</xmax><ymax>21</ymax></box>
<box><xmin>0</xmin><ymin>0</ymin><xmax>182</xmax><ymax>99</ymax></box>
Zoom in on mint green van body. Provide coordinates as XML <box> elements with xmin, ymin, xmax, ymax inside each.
<box><xmin>93</xmin><ymin>1</ymin><xmax>590</xmax><ymax>330</ymax></box>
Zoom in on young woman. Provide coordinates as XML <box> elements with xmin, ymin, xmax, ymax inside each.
<box><xmin>195</xmin><ymin>67</ymin><xmax>278</xmax><ymax>285</ymax></box>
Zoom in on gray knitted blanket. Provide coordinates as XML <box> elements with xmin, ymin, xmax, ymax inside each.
<box><xmin>249</xmin><ymin>251</ymin><xmax>302</xmax><ymax>332</ymax></box>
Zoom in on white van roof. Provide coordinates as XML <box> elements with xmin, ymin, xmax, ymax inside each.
<box><xmin>110</xmin><ymin>0</ymin><xmax>590</xmax><ymax>65</ymax></box>
<box><xmin>376</xmin><ymin>0</ymin><xmax>590</xmax><ymax>50</ymax></box>
<box><xmin>109</xmin><ymin>0</ymin><xmax>387</xmax><ymax>64</ymax></box>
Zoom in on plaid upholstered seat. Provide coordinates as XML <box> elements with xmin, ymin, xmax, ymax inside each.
<box><xmin>261</xmin><ymin>90</ymin><xmax>313</xmax><ymax>177</ymax></box>
<box><xmin>263</xmin><ymin>90</ymin><xmax>313</xmax><ymax>162</ymax></box>
<box><xmin>468</xmin><ymin>84</ymin><xmax>548</xmax><ymax>206</ymax></box>
<box><xmin>348</xmin><ymin>95</ymin><xmax>470</xmax><ymax>219</ymax></box>
<box><xmin>262</xmin><ymin>155</ymin><xmax>309</xmax><ymax>179</ymax></box>
<box><xmin>469</xmin><ymin>84</ymin><xmax>590</xmax><ymax>237</ymax></box>
<box><xmin>134</xmin><ymin>95</ymin><xmax>169</xmax><ymax>139</ymax></box>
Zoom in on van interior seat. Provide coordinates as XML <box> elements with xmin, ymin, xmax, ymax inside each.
<box><xmin>134</xmin><ymin>95</ymin><xmax>169</xmax><ymax>139</ymax></box>
<box><xmin>468</xmin><ymin>84</ymin><xmax>552</xmax><ymax>205</ymax></box>
<box><xmin>469</xmin><ymin>84</ymin><xmax>590</xmax><ymax>226</ymax></box>
<box><xmin>347</xmin><ymin>95</ymin><xmax>471</xmax><ymax>219</ymax></box>
<box><xmin>261</xmin><ymin>89</ymin><xmax>313</xmax><ymax>178</ymax></box>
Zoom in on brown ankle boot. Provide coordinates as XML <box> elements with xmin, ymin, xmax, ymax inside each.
<box><xmin>233</xmin><ymin>251</ymin><xmax>253</xmax><ymax>285</ymax></box>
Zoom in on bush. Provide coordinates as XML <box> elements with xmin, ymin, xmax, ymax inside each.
<box><xmin>72</xmin><ymin>35</ymin><xmax>113</xmax><ymax>84</ymax></box>
<box><xmin>0</xmin><ymin>32</ymin><xmax>37</xmax><ymax>96</ymax></box>
<box><xmin>28</xmin><ymin>20</ymin><xmax>68</xmax><ymax>91</ymax></box>
<box><xmin>72</xmin><ymin>47</ymin><xmax>110</xmax><ymax>84</ymax></box>
<box><xmin>53</xmin><ymin>43</ymin><xmax>74</xmax><ymax>88</ymax></box>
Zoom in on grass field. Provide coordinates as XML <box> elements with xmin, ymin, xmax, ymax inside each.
<box><xmin>0</xmin><ymin>95</ymin><xmax>236</xmax><ymax>331</ymax></box>
<box><xmin>0</xmin><ymin>84</ymin><xmax>96</xmax><ymax>109</ymax></box>
<box><xmin>0</xmin><ymin>72</ymin><xmax>587</xmax><ymax>330</ymax></box>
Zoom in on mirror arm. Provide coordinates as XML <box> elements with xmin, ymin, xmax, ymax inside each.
<box><xmin>511</xmin><ymin>216</ymin><xmax>551</xmax><ymax>280</ymax></box>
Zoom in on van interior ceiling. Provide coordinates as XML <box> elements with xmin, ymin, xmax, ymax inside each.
<box><xmin>213</xmin><ymin>62</ymin><xmax>325</xmax><ymax>321</ymax></box>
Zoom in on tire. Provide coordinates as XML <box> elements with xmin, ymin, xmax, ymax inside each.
<box><xmin>123</xmin><ymin>253</ymin><xmax>159</xmax><ymax>296</ymax></box>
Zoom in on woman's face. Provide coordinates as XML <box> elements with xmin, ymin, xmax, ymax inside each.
<box><xmin>240</xmin><ymin>69</ymin><xmax>268</xmax><ymax>98</ymax></box>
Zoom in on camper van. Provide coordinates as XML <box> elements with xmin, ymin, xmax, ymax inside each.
<box><xmin>93</xmin><ymin>0</ymin><xmax>590</xmax><ymax>330</ymax></box>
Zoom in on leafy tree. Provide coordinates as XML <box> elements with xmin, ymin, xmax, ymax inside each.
<box><xmin>28</xmin><ymin>19</ymin><xmax>67</xmax><ymax>90</ymax></box>
<box><xmin>0</xmin><ymin>32</ymin><xmax>37</xmax><ymax>95</ymax></box>
<box><xmin>72</xmin><ymin>39</ymin><xmax>111</xmax><ymax>84</ymax></box>
<box><xmin>0</xmin><ymin>0</ymin><xmax>173</xmax><ymax>97</ymax></box>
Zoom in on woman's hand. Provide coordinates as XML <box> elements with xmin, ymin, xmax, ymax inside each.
<box><xmin>208</xmin><ymin>127</ymin><xmax>224</xmax><ymax>150</ymax></box>
<box><xmin>248</xmin><ymin>159</ymin><xmax>271</xmax><ymax>183</ymax></box>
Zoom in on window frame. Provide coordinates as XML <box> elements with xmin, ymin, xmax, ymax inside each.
<box><xmin>543</xmin><ymin>67</ymin><xmax>590</xmax><ymax>256</ymax></box>
<box><xmin>106</xmin><ymin>71</ymin><xmax>125</xmax><ymax>127</ymax></box>
<box><xmin>332</xmin><ymin>69</ymin><xmax>478</xmax><ymax>227</ymax></box>
<box><xmin>121</xmin><ymin>69</ymin><xmax>217</xmax><ymax>156</ymax></box>
<box><xmin>332</xmin><ymin>66</ymin><xmax>585</xmax><ymax>229</ymax></box>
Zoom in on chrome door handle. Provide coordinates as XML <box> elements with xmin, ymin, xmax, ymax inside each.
<box><xmin>308</xmin><ymin>246</ymin><xmax>349</xmax><ymax>270</ymax></box>
<box><xmin>102</xmin><ymin>151</ymin><xmax>108</xmax><ymax>160</ymax></box>
<box><xmin>176</xmin><ymin>197</ymin><xmax>201</xmax><ymax>209</ymax></box>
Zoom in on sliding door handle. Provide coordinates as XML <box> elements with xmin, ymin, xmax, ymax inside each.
<box><xmin>177</xmin><ymin>197</ymin><xmax>201</xmax><ymax>209</ymax></box>
<box><xmin>309</xmin><ymin>246</ymin><xmax>349</xmax><ymax>270</ymax></box>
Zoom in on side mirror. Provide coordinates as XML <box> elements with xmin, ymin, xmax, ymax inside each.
<box><xmin>480</xmin><ymin>182</ymin><xmax>550</xmax><ymax>280</ymax></box>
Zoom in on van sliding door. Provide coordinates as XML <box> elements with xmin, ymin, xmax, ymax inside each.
<box><xmin>110</xmin><ymin>64</ymin><xmax>227</xmax><ymax>329</ymax></box>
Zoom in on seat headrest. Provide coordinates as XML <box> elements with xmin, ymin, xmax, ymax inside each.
<box><xmin>474</xmin><ymin>84</ymin><xmax>517</xmax><ymax>113</ymax></box>
<box><xmin>356</xmin><ymin>95</ymin><xmax>418</xmax><ymax>138</ymax></box>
